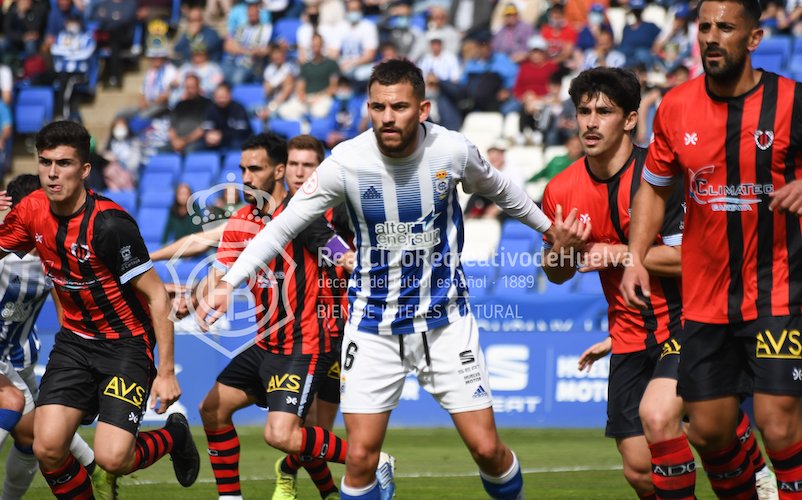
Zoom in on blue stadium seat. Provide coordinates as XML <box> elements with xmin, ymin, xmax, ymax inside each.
<box><xmin>179</xmin><ymin>171</ymin><xmax>214</xmax><ymax>193</ymax></box>
<box><xmin>101</xmin><ymin>189</ymin><xmax>137</xmax><ymax>214</ymax></box>
<box><xmin>219</xmin><ymin>166</ymin><xmax>241</xmax><ymax>184</ymax></box>
<box><xmin>309</xmin><ymin>116</ymin><xmax>336</xmax><ymax>142</ymax></box>
<box><xmin>232</xmin><ymin>84</ymin><xmax>266</xmax><ymax>114</ymax></box>
<box><xmin>14</xmin><ymin>87</ymin><xmax>54</xmax><ymax>134</ymax></box>
<box><xmin>251</xmin><ymin>118</ymin><xmax>264</xmax><ymax>134</ymax></box>
<box><xmin>788</xmin><ymin>54</ymin><xmax>802</xmax><ymax>75</ymax></box>
<box><xmin>574</xmin><ymin>273</ymin><xmax>604</xmax><ymax>295</ymax></box>
<box><xmin>184</xmin><ymin>151</ymin><xmax>221</xmax><ymax>178</ymax></box>
<box><xmin>137</xmin><ymin>207</ymin><xmax>169</xmax><ymax>242</ymax></box>
<box><xmin>271</xmin><ymin>17</ymin><xmax>301</xmax><ymax>46</ymax></box>
<box><xmin>223</xmin><ymin>150</ymin><xmax>241</xmax><ymax>171</ymax></box>
<box><xmin>795</xmin><ymin>37</ymin><xmax>802</xmax><ymax>56</ymax></box>
<box><xmin>755</xmin><ymin>35</ymin><xmax>792</xmax><ymax>65</ymax></box>
<box><xmin>752</xmin><ymin>53</ymin><xmax>784</xmax><ymax>73</ymax></box>
<box><xmin>269</xmin><ymin>118</ymin><xmax>302</xmax><ymax>139</ymax></box>
<box><xmin>140</xmin><ymin>172</ymin><xmax>176</xmax><ymax>192</ymax></box>
<box><xmin>143</xmin><ymin>153</ymin><xmax>182</xmax><ymax>178</ymax></box>
<box><xmin>173</xmin><ymin>258</ymin><xmax>209</xmax><ymax>284</ymax></box>
<box><xmin>541</xmin><ymin>275</ymin><xmax>576</xmax><ymax>296</ymax></box>
<box><xmin>501</xmin><ymin>220</ymin><xmax>537</xmax><ymax>242</ymax></box>
<box><xmin>139</xmin><ymin>189</ymin><xmax>175</xmax><ymax>209</ymax></box>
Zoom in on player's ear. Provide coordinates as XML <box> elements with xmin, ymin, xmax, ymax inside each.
<box><xmin>623</xmin><ymin>110</ymin><xmax>638</xmax><ymax>133</ymax></box>
<box><xmin>81</xmin><ymin>161</ymin><xmax>92</xmax><ymax>180</ymax></box>
<box><xmin>747</xmin><ymin>26</ymin><xmax>764</xmax><ymax>53</ymax></box>
<box><xmin>419</xmin><ymin>98</ymin><xmax>431</xmax><ymax>123</ymax></box>
<box><xmin>274</xmin><ymin>162</ymin><xmax>285</xmax><ymax>181</ymax></box>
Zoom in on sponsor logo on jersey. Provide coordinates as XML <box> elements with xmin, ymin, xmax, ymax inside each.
<box><xmin>472</xmin><ymin>385</ymin><xmax>488</xmax><ymax>399</ymax></box>
<box><xmin>70</xmin><ymin>243</ymin><xmax>91</xmax><ymax>263</ymax></box>
<box><xmin>756</xmin><ymin>328</ymin><xmax>802</xmax><ymax>359</ymax></box>
<box><xmin>362</xmin><ymin>186</ymin><xmax>381</xmax><ymax>200</ymax></box>
<box><xmin>683</xmin><ymin>132</ymin><xmax>698</xmax><ymax>146</ymax></box>
<box><xmin>434</xmin><ymin>170</ymin><xmax>450</xmax><ymax>200</ymax></box>
<box><xmin>459</xmin><ymin>350</ymin><xmax>475</xmax><ymax>365</ymax></box>
<box><xmin>267</xmin><ymin>373</ymin><xmax>302</xmax><ymax>393</ymax></box>
<box><xmin>689</xmin><ymin>164</ymin><xmax>772</xmax><ymax>212</ymax></box>
<box><xmin>375</xmin><ymin>210</ymin><xmax>440</xmax><ymax>250</ymax></box>
<box><xmin>103</xmin><ymin>376</ymin><xmax>146</xmax><ymax>407</ymax></box>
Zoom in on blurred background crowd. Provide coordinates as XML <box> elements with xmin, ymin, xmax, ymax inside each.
<box><xmin>1</xmin><ymin>0</ymin><xmax>801</xmax><ymax>248</ymax></box>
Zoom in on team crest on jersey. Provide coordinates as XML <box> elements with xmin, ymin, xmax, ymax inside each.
<box><xmin>754</xmin><ymin>130</ymin><xmax>774</xmax><ymax>151</ymax></box>
<box><xmin>434</xmin><ymin>170</ymin><xmax>450</xmax><ymax>199</ymax></box>
<box><xmin>70</xmin><ymin>243</ymin><xmax>91</xmax><ymax>263</ymax></box>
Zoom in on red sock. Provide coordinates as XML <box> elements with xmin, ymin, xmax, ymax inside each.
<box><xmin>131</xmin><ymin>428</ymin><xmax>175</xmax><ymax>472</ymax></box>
<box><xmin>737</xmin><ymin>410</ymin><xmax>768</xmax><ymax>472</ymax></box>
<box><xmin>205</xmin><ymin>425</ymin><xmax>242</xmax><ymax>497</ymax></box>
<box><xmin>767</xmin><ymin>440</ymin><xmax>802</xmax><ymax>498</ymax></box>
<box><xmin>281</xmin><ymin>453</ymin><xmax>303</xmax><ymax>474</ymax></box>
<box><xmin>302</xmin><ymin>458</ymin><xmax>338</xmax><ymax>497</ymax></box>
<box><xmin>41</xmin><ymin>454</ymin><xmax>93</xmax><ymax>500</ymax></box>
<box><xmin>700</xmin><ymin>439</ymin><xmax>756</xmax><ymax>499</ymax></box>
<box><xmin>649</xmin><ymin>435</ymin><xmax>696</xmax><ymax>500</ymax></box>
<box><xmin>300</xmin><ymin>427</ymin><xmax>347</xmax><ymax>463</ymax></box>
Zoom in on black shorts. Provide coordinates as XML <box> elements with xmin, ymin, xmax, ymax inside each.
<box><xmin>678</xmin><ymin>316</ymin><xmax>802</xmax><ymax>401</ymax></box>
<box><xmin>605</xmin><ymin>342</ymin><xmax>663</xmax><ymax>439</ymax></box>
<box><xmin>652</xmin><ymin>336</ymin><xmax>681</xmax><ymax>380</ymax></box>
<box><xmin>316</xmin><ymin>337</ymin><xmax>342</xmax><ymax>404</ymax></box>
<box><xmin>37</xmin><ymin>329</ymin><xmax>155</xmax><ymax>435</ymax></box>
<box><xmin>217</xmin><ymin>345</ymin><xmax>336</xmax><ymax>419</ymax></box>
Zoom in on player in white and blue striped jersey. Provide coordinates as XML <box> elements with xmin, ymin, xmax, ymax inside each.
<box><xmin>198</xmin><ymin>59</ymin><xmax>555</xmax><ymax>500</ymax></box>
<box><xmin>0</xmin><ymin>175</ymin><xmax>113</xmax><ymax>500</ymax></box>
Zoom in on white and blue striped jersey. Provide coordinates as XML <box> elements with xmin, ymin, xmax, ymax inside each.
<box><xmin>224</xmin><ymin>122</ymin><xmax>551</xmax><ymax>335</ymax></box>
<box><xmin>0</xmin><ymin>253</ymin><xmax>50</xmax><ymax>369</ymax></box>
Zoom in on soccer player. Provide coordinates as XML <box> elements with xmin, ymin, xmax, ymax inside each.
<box><xmin>543</xmin><ymin>67</ymin><xmax>777</xmax><ymax>500</ymax></box>
<box><xmin>0</xmin><ymin>174</ymin><xmax>117</xmax><ymax>500</ymax></box>
<box><xmin>273</xmin><ymin>134</ymin><xmax>354</xmax><ymax>500</ymax></box>
<box><xmin>0</xmin><ymin>121</ymin><xmax>200</xmax><ymax>498</ymax></box>
<box><xmin>622</xmin><ymin>0</ymin><xmax>802</xmax><ymax>496</ymax></box>
<box><xmin>198</xmin><ymin>133</ymin><xmax>350</xmax><ymax>500</ymax></box>
<box><xmin>196</xmin><ymin>58</ymin><xmax>555</xmax><ymax>500</ymax></box>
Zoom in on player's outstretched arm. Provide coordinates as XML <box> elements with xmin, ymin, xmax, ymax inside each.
<box><xmin>132</xmin><ymin>268</ymin><xmax>181</xmax><ymax>413</ymax></box>
<box><xmin>542</xmin><ymin>204</ymin><xmax>591</xmax><ymax>284</ymax></box>
<box><xmin>150</xmin><ymin>224</ymin><xmax>226</xmax><ymax>262</ymax></box>
<box><xmin>621</xmin><ymin>181</ymin><xmax>673</xmax><ymax>309</ymax></box>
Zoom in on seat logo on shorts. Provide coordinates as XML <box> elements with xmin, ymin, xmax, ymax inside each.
<box><xmin>267</xmin><ymin>374</ymin><xmax>301</xmax><ymax>393</ymax></box>
<box><xmin>756</xmin><ymin>329</ymin><xmax>802</xmax><ymax>359</ymax></box>
<box><xmin>103</xmin><ymin>376</ymin><xmax>145</xmax><ymax>407</ymax></box>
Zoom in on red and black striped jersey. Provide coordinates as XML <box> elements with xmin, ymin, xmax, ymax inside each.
<box><xmin>0</xmin><ymin>189</ymin><xmax>155</xmax><ymax>340</ymax></box>
<box><xmin>542</xmin><ymin>147</ymin><xmax>684</xmax><ymax>354</ymax></box>
<box><xmin>215</xmin><ymin>196</ymin><xmax>335</xmax><ymax>355</ymax></box>
<box><xmin>644</xmin><ymin>72</ymin><xmax>802</xmax><ymax>324</ymax></box>
<box><xmin>319</xmin><ymin>205</ymin><xmax>353</xmax><ymax>338</ymax></box>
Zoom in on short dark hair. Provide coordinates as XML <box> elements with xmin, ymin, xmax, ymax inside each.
<box><xmin>568</xmin><ymin>67</ymin><xmax>641</xmax><ymax>116</ymax></box>
<box><xmin>35</xmin><ymin>120</ymin><xmax>91</xmax><ymax>164</ymax></box>
<box><xmin>288</xmin><ymin>134</ymin><xmax>325</xmax><ymax>164</ymax></box>
<box><xmin>697</xmin><ymin>0</ymin><xmax>762</xmax><ymax>27</ymax></box>
<box><xmin>242</xmin><ymin>132</ymin><xmax>288</xmax><ymax>166</ymax></box>
<box><xmin>7</xmin><ymin>174</ymin><xmax>41</xmax><ymax>208</ymax></box>
<box><xmin>368</xmin><ymin>58</ymin><xmax>425</xmax><ymax>100</ymax></box>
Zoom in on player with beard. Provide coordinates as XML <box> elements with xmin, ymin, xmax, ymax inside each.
<box><xmin>197</xmin><ymin>58</ymin><xmax>556</xmax><ymax>500</ymax></box>
<box><xmin>622</xmin><ymin>0</ymin><xmax>802</xmax><ymax>496</ymax></box>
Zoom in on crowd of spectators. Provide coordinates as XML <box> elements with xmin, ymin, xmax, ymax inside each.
<box><xmin>2</xmin><ymin>0</ymin><xmax>802</xmax><ymax>193</ymax></box>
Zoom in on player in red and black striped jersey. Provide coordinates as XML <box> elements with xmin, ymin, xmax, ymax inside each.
<box><xmin>544</xmin><ymin>68</ymin><xmax>774</xmax><ymax>500</ymax></box>
<box><xmin>198</xmin><ymin>133</ymin><xmax>351</xmax><ymax>500</ymax></box>
<box><xmin>0</xmin><ymin>121</ymin><xmax>199</xmax><ymax>498</ymax></box>
<box><xmin>623</xmin><ymin>0</ymin><xmax>801</xmax><ymax>496</ymax></box>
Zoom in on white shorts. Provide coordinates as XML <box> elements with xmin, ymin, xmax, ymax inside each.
<box><xmin>0</xmin><ymin>360</ymin><xmax>35</xmax><ymax>414</ymax></box>
<box><xmin>339</xmin><ymin>314</ymin><xmax>493</xmax><ymax>414</ymax></box>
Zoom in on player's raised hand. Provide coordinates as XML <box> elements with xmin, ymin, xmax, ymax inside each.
<box><xmin>620</xmin><ymin>258</ymin><xmax>650</xmax><ymax>309</ymax></box>
<box><xmin>150</xmin><ymin>371</ymin><xmax>182</xmax><ymax>414</ymax></box>
<box><xmin>577</xmin><ymin>336</ymin><xmax>612</xmax><ymax>371</ymax></box>
<box><xmin>550</xmin><ymin>204</ymin><xmax>591</xmax><ymax>251</ymax></box>
<box><xmin>195</xmin><ymin>280</ymin><xmax>234</xmax><ymax>331</ymax></box>
<box><xmin>769</xmin><ymin>179</ymin><xmax>802</xmax><ymax>216</ymax></box>
<box><xmin>0</xmin><ymin>191</ymin><xmax>11</xmax><ymax>211</ymax></box>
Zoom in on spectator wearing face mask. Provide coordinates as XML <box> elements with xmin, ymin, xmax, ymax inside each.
<box><xmin>575</xmin><ymin>3</ymin><xmax>613</xmax><ymax>52</ymax></box>
<box><xmin>379</xmin><ymin>0</ymin><xmax>426</xmax><ymax>62</ymax></box>
<box><xmin>339</xmin><ymin>0</ymin><xmax>379</xmax><ymax>83</ymax></box>
<box><xmin>296</xmin><ymin>2</ymin><xmax>342</xmax><ymax>63</ymax></box>
<box><xmin>102</xmin><ymin>116</ymin><xmax>139</xmax><ymax>191</ymax></box>
<box><xmin>50</xmin><ymin>15</ymin><xmax>96</xmax><ymax>120</ymax></box>
<box><xmin>539</xmin><ymin>4</ymin><xmax>577</xmax><ymax>64</ymax></box>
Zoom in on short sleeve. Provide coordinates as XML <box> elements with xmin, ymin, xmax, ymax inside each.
<box><xmin>643</xmin><ymin>102</ymin><xmax>681</xmax><ymax>187</ymax></box>
<box><xmin>94</xmin><ymin>212</ymin><xmax>152</xmax><ymax>283</ymax></box>
<box><xmin>659</xmin><ymin>179</ymin><xmax>685</xmax><ymax>247</ymax></box>
<box><xmin>0</xmin><ymin>205</ymin><xmax>34</xmax><ymax>256</ymax></box>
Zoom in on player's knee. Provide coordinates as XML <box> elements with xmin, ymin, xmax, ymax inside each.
<box><xmin>345</xmin><ymin>445</ymin><xmax>380</xmax><ymax>472</ymax></box>
<box><xmin>94</xmin><ymin>450</ymin><xmax>130</xmax><ymax>475</ymax></box>
<box><xmin>263</xmin><ymin>425</ymin><xmax>294</xmax><ymax>452</ymax></box>
<box><xmin>198</xmin><ymin>396</ymin><xmax>220</xmax><ymax>426</ymax></box>
<box><xmin>33</xmin><ymin>440</ymin><xmax>69</xmax><ymax>470</ymax></box>
<box><xmin>623</xmin><ymin>466</ymin><xmax>652</xmax><ymax>495</ymax></box>
<box><xmin>469</xmin><ymin>440</ymin><xmax>505</xmax><ymax>466</ymax></box>
<box><xmin>640</xmin><ymin>407</ymin><xmax>675</xmax><ymax>438</ymax></box>
<box><xmin>0</xmin><ymin>386</ymin><xmax>25</xmax><ymax>413</ymax></box>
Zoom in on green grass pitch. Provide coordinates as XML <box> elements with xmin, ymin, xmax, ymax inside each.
<box><xmin>5</xmin><ymin>427</ymin><xmax>720</xmax><ymax>499</ymax></box>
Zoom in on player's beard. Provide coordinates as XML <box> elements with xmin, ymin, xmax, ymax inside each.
<box><xmin>702</xmin><ymin>46</ymin><xmax>748</xmax><ymax>86</ymax></box>
<box><xmin>243</xmin><ymin>177</ymin><xmax>275</xmax><ymax>210</ymax></box>
<box><xmin>373</xmin><ymin>124</ymin><xmax>417</xmax><ymax>156</ymax></box>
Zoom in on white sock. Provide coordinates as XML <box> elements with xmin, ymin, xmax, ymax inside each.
<box><xmin>0</xmin><ymin>429</ymin><xmax>9</xmax><ymax>449</ymax></box>
<box><xmin>340</xmin><ymin>478</ymin><xmax>379</xmax><ymax>496</ymax></box>
<box><xmin>219</xmin><ymin>496</ymin><xmax>244</xmax><ymax>500</ymax></box>
<box><xmin>69</xmin><ymin>433</ymin><xmax>95</xmax><ymax>467</ymax></box>
<box><xmin>3</xmin><ymin>444</ymin><xmax>38</xmax><ymax>500</ymax></box>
